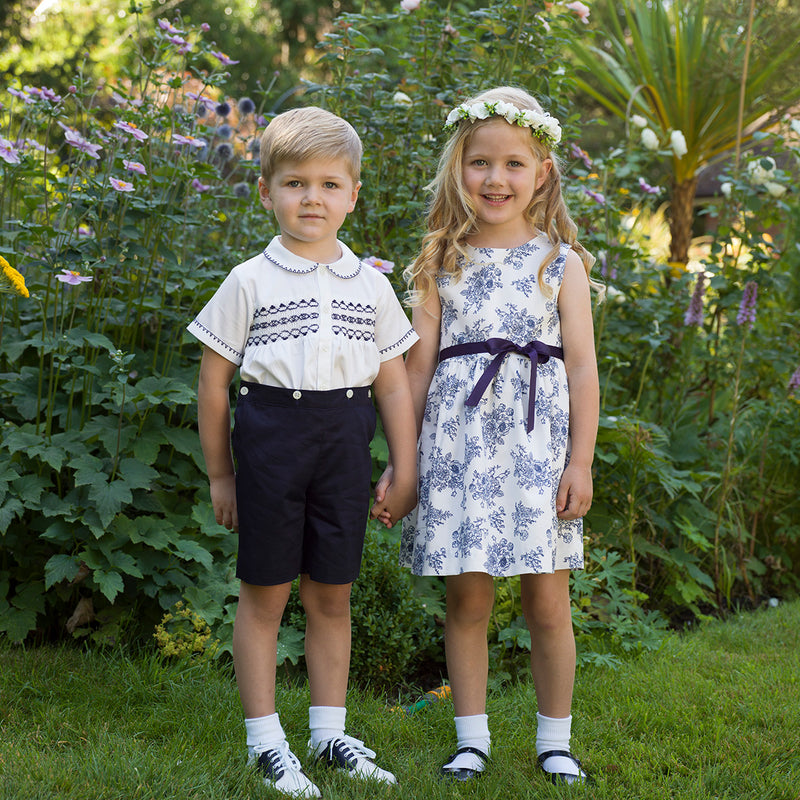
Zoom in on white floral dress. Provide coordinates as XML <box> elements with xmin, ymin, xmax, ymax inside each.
<box><xmin>400</xmin><ymin>234</ymin><xmax>584</xmax><ymax>577</ymax></box>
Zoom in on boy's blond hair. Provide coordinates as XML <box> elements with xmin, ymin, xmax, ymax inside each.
<box><xmin>259</xmin><ymin>106</ymin><xmax>362</xmax><ymax>184</ymax></box>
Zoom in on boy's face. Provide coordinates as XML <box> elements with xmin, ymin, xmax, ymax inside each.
<box><xmin>259</xmin><ymin>157</ymin><xmax>361</xmax><ymax>263</ymax></box>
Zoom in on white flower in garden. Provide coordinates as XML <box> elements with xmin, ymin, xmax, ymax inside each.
<box><xmin>393</xmin><ymin>91</ymin><xmax>413</xmax><ymax>107</ymax></box>
<box><xmin>631</xmin><ymin>114</ymin><xmax>648</xmax><ymax>129</ymax></box>
<box><xmin>670</xmin><ymin>130</ymin><xmax>688</xmax><ymax>158</ymax></box>
<box><xmin>764</xmin><ymin>181</ymin><xmax>786</xmax><ymax>198</ymax></box>
<box><xmin>720</xmin><ymin>182</ymin><xmax>732</xmax><ymax>197</ymax></box>
<box><xmin>747</xmin><ymin>157</ymin><xmax>776</xmax><ymax>184</ymax></box>
<box><xmin>790</xmin><ymin>118</ymin><xmax>800</xmax><ymax>136</ymax></box>
<box><xmin>641</xmin><ymin>128</ymin><xmax>659</xmax><ymax>151</ymax></box>
<box><xmin>400</xmin><ymin>0</ymin><xmax>420</xmax><ymax>11</ymax></box>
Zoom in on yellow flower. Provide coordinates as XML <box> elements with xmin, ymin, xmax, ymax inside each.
<box><xmin>0</xmin><ymin>255</ymin><xmax>29</xmax><ymax>298</ymax></box>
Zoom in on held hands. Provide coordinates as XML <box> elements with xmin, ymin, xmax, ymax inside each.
<box><xmin>556</xmin><ymin>462</ymin><xmax>593</xmax><ymax>520</ymax></box>
<box><xmin>210</xmin><ymin>474</ymin><xmax>238</xmax><ymax>532</ymax></box>
<box><xmin>370</xmin><ymin>465</ymin><xmax>418</xmax><ymax>528</ymax></box>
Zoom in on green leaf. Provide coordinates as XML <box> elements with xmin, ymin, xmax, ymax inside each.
<box><xmin>113</xmin><ymin>515</ymin><xmax>176</xmax><ymax>549</ymax></box>
<box><xmin>0</xmin><ymin>498</ymin><xmax>24</xmax><ymax>533</ymax></box>
<box><xmin>45</xmin><ymin>554</ymin><xmax>81</xmax><ymax>588</ymax></box>
<box><xmin>0</xmin><ymin>604</ymin><xmax>38</xmax><ymax>643</ymax></box>
<box><xmin>117</xmin><ymin>458</ymin><xmax>159</xmax><ymax>489</ymax></box>
<box><xmin>172</xmin><ymin>537</ymin><xmax>214</xmax><ymax>570</ymax></box>
<box><xmin>88</xmin><ymin>480</ymin><xmax>133</xmax><ymax>527</ymax></box>
<box><xmin>93</xmin><ymin>569</ymin><xmax>124</xmax><ymax>602</ymax></box>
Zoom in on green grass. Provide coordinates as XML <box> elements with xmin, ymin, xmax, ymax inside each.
<box><xmin>2</xmin><ymin>601</ymin><xmax>799</xmax><ymax>800</ymax></box>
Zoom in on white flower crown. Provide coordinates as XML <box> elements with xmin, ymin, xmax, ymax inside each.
<box><xmin>444</xmin><ymin>100</ymin><xmax>562</xmax><ymax>146</ymax></box>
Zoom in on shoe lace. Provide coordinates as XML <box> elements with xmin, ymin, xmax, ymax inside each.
<box><xmin>257</xmin><ymin>740</ymin><xmax>302</xmax><ymax>775</ymax></box>
<box><xmin>335</xmin><ymin>735</ymin><xmax>376</xmax><ymax>761</ymax></box>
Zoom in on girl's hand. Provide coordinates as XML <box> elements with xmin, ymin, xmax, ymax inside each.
<box><xmin>370</xmin><ymin>468</ymin><xmax>417</xmax><ymax>528</ymax></box>
<box><xmin>556</xmin><ymin>462</ymin><xmax>593</xmax><ymax>520</ymax></box>
<box><xmin>210</xmin><ymin>474</ymin><xmax>238</xmax><ymax>531</ymax></box>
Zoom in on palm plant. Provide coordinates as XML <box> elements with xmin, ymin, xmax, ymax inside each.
<box><xmin>570</xmin><ymin>0</ymin><xmax>800</xmax><ymax>265</ymax></box>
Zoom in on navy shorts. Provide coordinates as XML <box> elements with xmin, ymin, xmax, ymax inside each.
<box><xmin>232</xmin><ymin>381</ymin><xmax>377</xmax><ymax>586</ymax></box>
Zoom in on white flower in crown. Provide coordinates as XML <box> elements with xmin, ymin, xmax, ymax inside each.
<box><xmin>444</xmin><ymin>100</ymin><xmax>562</xmax><ymax>145</ymax></box>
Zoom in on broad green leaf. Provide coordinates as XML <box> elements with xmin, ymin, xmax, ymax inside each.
<box><xmin>89</xmin><ymin>480</ymin><xmax>133</xmax><ymax>527</ymax></box>
<box><xmin>45</xmin><ymin>554</ymin><xmax>81</xmax><ymax>588</ymax></box>
<box><xmin>93</xmin><ymin>569</ymin><xmax>124</xmax><ymax>602</ymax></box>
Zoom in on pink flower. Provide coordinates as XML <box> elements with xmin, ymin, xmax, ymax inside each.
<box><xmin>0</xmin><ymin>137</ymin><xmax>21</xmax><ymax>165</ymax></box>
<box><xmin>584</xmin><ymin>188</ymin><xmax>606</xmax><ymax>205</ymax></box>
<box><xmin>173</xmin><ymin>133</ymin><xmax>208</xmax><ymax>148</ymax></box>
<box><xmin>158</xmin><ymin>19</ymin><xmax>184</xmax><ymax>35</ymax></box>
<box><xmin>400</xmin><ymin>0</ymin><xmax>420</xmax><ymax>11</ymax></box>
<box><xmin>61</xmin><ymin>126</ymin><xmax>103</xmax><ymax>159</ymax></box>
<box><xmin>113</xmin><ymin>121</ymin><xmax>149</xmax><ymax>142</ymax></box>
<box><xmin>200</xmin><ymin>23</ymin><xmax>210</xmax><ymax>32</ymax></box>
<box><xmin>191</xmin><ymin>178</ymin><xmax>211</xmax><ymax>192</ymax></box>
<box><xmin>364</xmin><ymin>256</ymin><xmax>395</xmax><ymax>274</ymax></box>
<box><xmin>211</xmin><ymin>50</ymin><xmax>240</xmax><ymax>66</ymax></box>
<box><xmin>109</xmin><ymin>176</ymin><xmax>135</xmax><ymax>192</ymax></box>
<box><xmin>566</xmin><ymin>1</ymin><xmax>590</xmax><ymax>23</ymax></box>
<box><xmin>638</xmin><ymin>177</ymin><xmax>660</xmax><ymax>195</ymax></box>
<box><xmin>56</xmin><ymin>269</ymin><xmax>93</xmax><ymax>285</ymax></box>
<box><xmin>123</xmin><ymin>160</ymin><xmax>147</xmax><ymax>175</ymax></box>
<box><xmin>77</xmin><ymin>224</ymin><xmax>94</xmax><ymax>237</ymax></box>
<box><xmin>568</xmin><ymin>142</ymin><xmax>592</xmax><ymax>169</ymax></box>
<box><xmin>167</xmin><ymin>35</ymin><xmax>192</xmax><ymax>54</ymax></box>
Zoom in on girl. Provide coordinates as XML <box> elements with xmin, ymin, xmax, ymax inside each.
<box><xmin>382</xmin><ymin>86</ymin><xmax>599</xmax><ymax>785</ymax></box>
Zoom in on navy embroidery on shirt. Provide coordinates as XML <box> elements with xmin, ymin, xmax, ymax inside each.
<box><xmin>191</xmin><ymin>319</ymin><xmax>244</xmax><ymax>359</ymax></box>
<box><xmin>331</xmin><ymin>299</ymin><xmax>376</xmax><ymax>342</ymax></box>
<box><xmin>246</xmin><ymin>299</ymin><xmax>320</xmax><ymax>346</ymax></box>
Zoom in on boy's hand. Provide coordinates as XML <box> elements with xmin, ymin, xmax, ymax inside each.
<box><xmin>556</xmin><ymin>462</ymin><xmax>592</xmax><ymax>520</ymax></box>
<box><xmin>370</xmin><ymin>471</ymin><xmax>417</xmax><ymax>528</ymax></box>
<box><xmin>210</xmin><ymin>474</ymin><xmax>238</xmax><ymax>531</ymax></box>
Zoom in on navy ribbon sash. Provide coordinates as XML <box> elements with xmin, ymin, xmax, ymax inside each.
<box><xmin>438</xmin><ymin>337</ymin><xmax>564</xmax><ymax>433</ymax></box>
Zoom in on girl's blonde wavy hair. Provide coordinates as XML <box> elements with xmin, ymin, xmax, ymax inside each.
<box><xmin>405</xmin><ymin>86</ymin><xmax>597</xmax><ymax>306</ymax></box>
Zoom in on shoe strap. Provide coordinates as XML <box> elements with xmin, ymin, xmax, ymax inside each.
<box><xmin>537</xmin><ymin>749</ymin><xmax>581</xmax><ymax>768</ymax></box>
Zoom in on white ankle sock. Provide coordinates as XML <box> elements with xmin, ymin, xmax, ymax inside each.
<box><xmin>536</xmin><ymin>713</ymin><xmax>582</xmax><ymax>776</ymax></box>
<box><xmin>308</xmin><ymin>705</ymin><xmax>346</xmax><ymax>750</ymax></box>
<box><xmin>245</xmin><ymin>713</ymin><xmax>286</xmax><ymax>754</ymax></box>
<box><xmin>443</xmin><ymin>714</ymin><xmax>490</xmax><ymax>771</ymax></box>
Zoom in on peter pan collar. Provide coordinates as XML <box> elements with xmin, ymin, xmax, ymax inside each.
<box><xmin>262</xmin><ymin>236</ymin><xmax>362</xmax><ymax>279</ymax></box>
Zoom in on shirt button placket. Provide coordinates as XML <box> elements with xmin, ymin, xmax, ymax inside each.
<box><xmin>318</xmin><ymin>266</ymin><xmax>333</xmax><ymax>391</ymax></box>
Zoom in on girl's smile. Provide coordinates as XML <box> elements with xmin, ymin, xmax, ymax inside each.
<box><xmin>462</xmin><ymin>119</ymin><xmax>551</xmax><ymax>247</ymax></box>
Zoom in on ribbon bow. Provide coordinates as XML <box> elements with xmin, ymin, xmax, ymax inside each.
<box><xmin>438</xmin><ymin>337</ymin><xmax>564</xmax><ymax>433</ymax></box>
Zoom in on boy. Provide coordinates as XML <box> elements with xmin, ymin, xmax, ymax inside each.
<box><xmin>188</xmin><ymin>106</ymin><xmax>418</xmax><ymax>799</ymax></box>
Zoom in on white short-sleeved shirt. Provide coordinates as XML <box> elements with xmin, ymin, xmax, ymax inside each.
<box><xmin>187</xmin><ymin>236</ymin><xmax>418</xmax><ymax>390</ymax></box>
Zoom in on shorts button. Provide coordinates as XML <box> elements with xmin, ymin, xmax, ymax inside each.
<box><xmin>368</xmin><ymin>389</ymin><xmax>371</xmax><ymax>398</ymax></box>
<box><xmin>292</xmin><ymin>390</ymin><xmax>302</xmax><ymax>400</ymax></box>
<box><xmin>240</xmin><ymin>386</ymin><xmax>249</xmax><ymax>396</ymax></box>
<box><xmin>346</xmin><ymin>389</ymin><xmax>354</xmax><ymax>398</ymax></box>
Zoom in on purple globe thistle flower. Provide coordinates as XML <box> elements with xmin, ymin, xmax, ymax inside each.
<box><xmin>238</xmin><ymin>97</ymin><xmax>256</xmax><ymax>115</ymax></box>
<box><xmin>233</xmin><ymin>182</ymin><xmax>250</xmax><ymax>198</ymax></box>
<box><xmin>215</xmin><ymin>101</ymin><xmax>232</xmax><ymax>117</ymax></box>
<box><xmin>216</xmin><ymin>123</ymin><xmax>233</xmax><ymax>139</ymax></box>
<box><xmin>736</xmin><ymin>281</ymin><xmax>758</xmax><ymax>329</ymax></box>
<box><xmin>215</xmin><ymin>142</ymin><xmax>234</xmax><ymax>161</ymax></box>
<box><xmin>684</xmin><ymin>273</ymin><xmax>706</xmax><ymax>327</ymax></box>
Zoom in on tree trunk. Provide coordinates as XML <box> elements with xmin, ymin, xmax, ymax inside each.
<box><xmin>669</xmin><ymin>177</ymin><xmax>698</xmax><ymax>266</ymax></box>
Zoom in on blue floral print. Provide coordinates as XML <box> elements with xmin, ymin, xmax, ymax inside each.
<box><xmin>401</xmin><ymin>234</ymin><xmax>585</xmax><ymax>577</ymax></box>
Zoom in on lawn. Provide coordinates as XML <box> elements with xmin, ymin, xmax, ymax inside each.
<box><xmin>1</xmin><ymin>600</ymin><xmax>798</xmax><ymax>800</ymax></box>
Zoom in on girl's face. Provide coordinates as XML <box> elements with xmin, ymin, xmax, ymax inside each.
<box><xmin>461</xmin><ymin>118</ymin><xmax>552</xmax><ymax>248</ymax></box>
